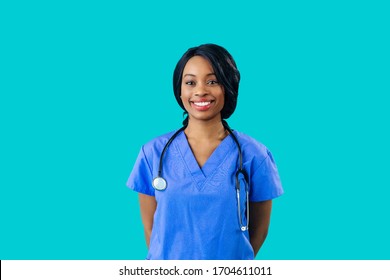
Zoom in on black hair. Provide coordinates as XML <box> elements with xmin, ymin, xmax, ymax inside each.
<box><xmin>173</xmin><ymin>44</ymin><xmax>240</xmax><ymax>126</ymax></box>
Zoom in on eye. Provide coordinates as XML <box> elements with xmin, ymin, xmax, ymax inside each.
<box><xmin>207</xmin><ymin>80</ymin><xmax>219</xmax><ymax>85</ymax></box>
<box><xmin>184</xmin><ymin>80</ymin><xmax>195</xmax><ymax>86</ymax></box>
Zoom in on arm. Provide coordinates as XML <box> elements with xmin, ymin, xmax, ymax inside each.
<box><xmin>249</xmin><ymin>200</ymin><xmax>273</xmax><ymax>257</ymax></box>
<box><xmin>138</xmin><ymin>193</ymin><xmax>157</xmax><ymax>248</ymax></box>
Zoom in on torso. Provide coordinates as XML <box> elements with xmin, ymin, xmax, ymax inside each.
<box><xmin>185</xmin><ymin>127</ymin><xmax>229</xmax><ymax>168</ymax></box>
<box><xmin>150</xmin><ymin>130</ymin><xmax>255</xmax><ymax>259</ymax></box>
<box><xmin>186</xmin><ymin>138</ymin><xmax>222</xmax><ymax>168</ymax></box>
<box><xmin>128</xmin><ymin>129</ymin><xmax>283</xmax><ymax>259</ymax></box>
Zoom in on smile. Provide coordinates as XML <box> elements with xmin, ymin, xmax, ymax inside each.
<box><xmin>193</xmin><ymin>101</ymin><xmax>211</xmax><ymax>107</ymax></box>
<box><xmin>190</xmin><ymin>100</ymin><xmax>214</xmax><ymax>111</ymax></box>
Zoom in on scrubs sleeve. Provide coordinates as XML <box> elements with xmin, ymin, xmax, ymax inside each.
<box><xmin>126</xmin><ymin>146</ymin><xmax>155</xmax><ymax>196</ymax></box>
<box><xmin>249</xmin><ymin>149</ymin><xmax>283</xmax><ymax>202</ymax></box>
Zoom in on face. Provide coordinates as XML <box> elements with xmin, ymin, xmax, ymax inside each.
<box><xmin>181</xmin><ymin>56</ymin><xmax>225</xmax><ymax>123</ymax></box>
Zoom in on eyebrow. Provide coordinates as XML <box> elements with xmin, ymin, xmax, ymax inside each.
<box><xmin>183</xmin><ymin>73</ymin><xmax>216</xmax><ymax>77</ymax></box>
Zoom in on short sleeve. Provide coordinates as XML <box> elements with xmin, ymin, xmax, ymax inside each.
<box><xmin>126</xmin><ymin>146</ymin><xmax>155</xmax><ymax>196</ymax></box>
<box><xmin>249</xmin><ymin>149</ymin><xmax>284</xmax><ymax>202</ymax></box>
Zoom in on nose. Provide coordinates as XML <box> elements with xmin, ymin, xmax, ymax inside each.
<box><xmin>194</xmin><ymin>82</ymin><xmax>209</xmax><ymax>96</ymax></box>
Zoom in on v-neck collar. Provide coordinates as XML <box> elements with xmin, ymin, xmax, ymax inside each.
<box><xmin>174</xmin><ymin>130</ymin><xmax>234</xmax><ymax>190</ymax></box>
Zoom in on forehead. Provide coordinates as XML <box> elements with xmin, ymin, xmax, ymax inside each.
<box><xmin>183</xmin><ymin>56</ymin><xmax>214</xmax><ymax>75</ymax></box>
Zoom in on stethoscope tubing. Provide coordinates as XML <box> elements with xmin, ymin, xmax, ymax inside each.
<box><xmin>152</xmin><ymin>121</ymin><xmax>249</xmax><ymax>231</ymax></box>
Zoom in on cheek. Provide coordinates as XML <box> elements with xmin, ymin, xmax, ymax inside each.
<box><xmin>218</xmin><ymin>90</ymin><xmax>225</xmax><ymax>106</ymax></box>
<box><xmin>180</xmin><ymin>86</ymin><xmax>190</xmax><ymax>97</ymax></box>
<box><xmin>219</xmin><ymin>97</ymin><xmax>225</xmax><ymax>110</ymax></box>
<box><xmin>180</xmin><ymin>94</ymin><xmax>190</xmax><ymax>110</ymax></box>
<box><xmin>180</xmin><ymin>87</ymin><xmax>191</xmax><ymax>103</ymax></box>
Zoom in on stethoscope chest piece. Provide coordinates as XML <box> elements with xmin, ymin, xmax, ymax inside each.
<box><xmin>152</xmin><ymin>177</ymin><xmax>167</xmax><ymax>191</ymax></box>
<box><xmin>151</xmin><ymin>124</ymin><xmax>250</xmax><ymax>231</ymax></box>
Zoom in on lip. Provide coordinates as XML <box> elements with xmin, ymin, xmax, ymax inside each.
<box><xmin>190</xmin><ymin>99</ymin><xmax>214</xmax><ymax>111</ymax></box>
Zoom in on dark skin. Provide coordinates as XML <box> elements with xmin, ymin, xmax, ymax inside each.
<box><xmin>249</xmin><ymin>200</ymin><xmax>272</xmax><ymax>256</ymax></box>
<box><xmin>138</xmin><ymin>55</ymin><xmax>273</xmax><ymax>257</ymax></box>
<box><xmin>139</xmin><ymin>194</ymin><xmax>156</xmax><ymax>248</ymax></box>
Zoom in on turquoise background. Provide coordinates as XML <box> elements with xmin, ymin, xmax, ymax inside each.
<box><xmin>1</xmin><ymin>0</ymin><xmax>389</xmax><ymax>259</ymax></box>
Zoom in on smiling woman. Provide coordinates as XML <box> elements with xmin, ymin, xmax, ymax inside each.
<box><xmin>180</xmin><ymin>56</ymin><xmax>225</xmax><ymax>124</ymax></box>
<box><xmin>126</xmin><ymin>44</ymin><xmax>284</xmax><ymax>260</ymax></box>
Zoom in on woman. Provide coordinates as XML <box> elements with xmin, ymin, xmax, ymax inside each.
<box><xmin>127</xmin><ymin>44</ymin><xmax>283</xmax><ymax>260</ymax></box>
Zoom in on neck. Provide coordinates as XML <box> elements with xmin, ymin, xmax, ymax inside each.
<box><xmin>185</xmin><ymin>118</ymin><xmax>227</xmax><ymax>140</ymax></box>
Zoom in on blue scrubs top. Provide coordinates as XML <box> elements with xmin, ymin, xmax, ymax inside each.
<box><xmin>127</xmin><ymin>130</ymin><xmax>283</xmax><ymax>260</ymax></box>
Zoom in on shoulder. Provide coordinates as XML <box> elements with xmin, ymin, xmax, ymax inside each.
<box><xmin>233</xmin><ymin>131</ymin><xmax>283</xmax><ymax>201</ymax></box>
<box><xmin>233</xmin><ymin>130</ymin><xmax>272</xmax><ymax>163</ymax></box>
<box><xmin>141</xmin><ymin>130</ymin><xmax>179</xmax><ymax>155</ymax></box>
<box><xmin>233</xmin><ymin>131</ymin><xmax>269</xmax><ymax>154</ymax></box>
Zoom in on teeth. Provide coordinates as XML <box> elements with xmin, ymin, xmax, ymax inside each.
<box><xmin>194</xmin><ymin>101</ymin><xmax>211</xmax><ymax>106</ymax></box>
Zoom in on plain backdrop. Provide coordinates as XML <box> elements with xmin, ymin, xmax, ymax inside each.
<box><xmin>1</xmin><ymin>0</ymin><xmax>389</xmax><ymax>259</ymax></box>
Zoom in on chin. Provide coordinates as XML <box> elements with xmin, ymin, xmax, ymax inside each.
<box><xmin>189</xmin><ymin>113</ymin><xmax>222</xmax><ymax>123</ymax></box>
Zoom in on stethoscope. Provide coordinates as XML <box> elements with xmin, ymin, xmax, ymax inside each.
<box><xmin>151</xmin><ymin>122</ymin><xmax>250</xmax><ymax>231</ymax></box>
